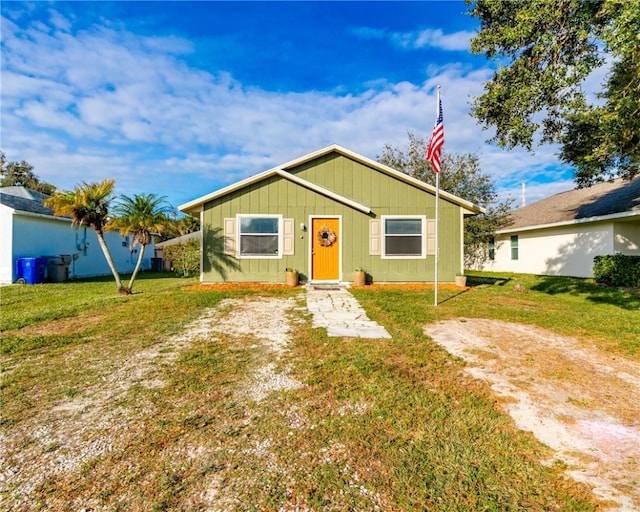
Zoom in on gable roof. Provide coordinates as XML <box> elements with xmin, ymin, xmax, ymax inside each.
<box><xmin>180</xmin><ymin>168</ymin><xmax>372</xmax><ymax>216</ymax></box>
<box><xmin>0</xmin><ymin>186</ymin><xmax>57</xmax><ymax>217</ymax></box>
<box><xmin>179</xmin><ymin>144</ymin><xmax>485</xmax><ymax>216</ymax></box>
<box><xmin>499</xmin><ymin>176</ymin><xmax>640</xmax><ymax>233</ymax></box>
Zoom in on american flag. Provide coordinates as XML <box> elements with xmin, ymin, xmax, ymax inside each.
<box><xmin>426</xmin><ymin>92</ymin><xmax>444</xmax><ymax>173</ymax></box>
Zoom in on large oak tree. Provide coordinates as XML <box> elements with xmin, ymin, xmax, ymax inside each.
<box><xmin>468</xmin><ymin>0</ymin><xmax>639</xmax><ymax>186</ymax></box>
<box><xmin>0</xmin><ymin>152</ymin><xmax>56</xmax><ymax>194</ymax></box>
<box><xmin>378</xmin><ymin>132</ymin><xmax>513</xmax><ymax>267</ymax></box>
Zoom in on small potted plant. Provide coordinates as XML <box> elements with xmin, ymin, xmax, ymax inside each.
<box><xmin>353</xmin><ymin>267</ymin><xmax>366</xmax><ymax>286</ymax></box>
<box><xmin>285</xmin><ymin>267</ymin><xmax>299</xmax><ymax>286</ymax></box>
<box><xmin>454</xmin><ymin>273</ymin><xmax>467</xmax><ymax>287</ymax></box>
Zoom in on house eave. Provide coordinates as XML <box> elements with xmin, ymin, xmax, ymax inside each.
<box><xmin>277</xmin><ymin>169</ymin><xmax>371</xmax><ymax>213</ymax></box>
<box><xmin>314</xmin><ymin>145</ymin><xmax>485</xmax><ymax>215</ymax></box>
<box><xmin>12</xmin><ymin>209</ymin><xmax>72</xmax><ymax>223</ymax></box>
<box><xmin>496</xmin><ymin>209</ymin><xmax>640</xmax><ymax>234</ymax></box>
<box><xmin>179</xmin><ymin>167</ymin><xmax>372</xmax><ymax>215</ymax></box>
<box><xmin>178</xmin><ymin>168</ymin><xmax>276</xmax><ymax>215</ymax></box>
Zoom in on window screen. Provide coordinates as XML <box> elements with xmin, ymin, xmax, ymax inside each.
<box><xmin>239</xmin><ymin>216</ymin><xmax>279</xmax><ymax>256</ymax></box>
<box><xmin>510</xmin><ymin>235</ymin><xmax>519</xmax><ymax>261</ymax></box>
<box><xmin>384</xmin><ymin>218</ymin><xmax>423</xmax><ymax>257</ymax></box>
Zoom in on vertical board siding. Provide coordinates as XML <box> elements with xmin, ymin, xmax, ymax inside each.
<box><xmin>202</xmin><ymin>153</ymin><xmax>463</xmax><ymax>283</ymax></box>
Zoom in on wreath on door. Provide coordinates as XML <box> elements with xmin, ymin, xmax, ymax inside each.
<box><xmin>317</xmin><ymin>225</ymin><xmax>337</xmax><ymax>247</ymax></box>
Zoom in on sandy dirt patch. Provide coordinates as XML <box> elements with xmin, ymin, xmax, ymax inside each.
<box><xmin>0</xmin><ymin>296</ymin><xmax>301</xmax><ymax>510</ymax></box>
<box><xmin>424</xmin><ymin>318</ymin><xmax>640</xmax><ymax>511</ymax></box>
<box><xmin>207</xmin><ymin>296</ymin><xmax>303</xmax><ymax>402</ymax></box>
<box><xmin>0</xmin><ymin>307</ymin><xmax>224</xmax><ymax>507</ymax></box>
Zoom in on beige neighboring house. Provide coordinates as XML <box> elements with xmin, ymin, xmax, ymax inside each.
<box><xmin>482</xmin><ymin>176</ymin><xmax>640</xmax><ymax>278</ymax></box>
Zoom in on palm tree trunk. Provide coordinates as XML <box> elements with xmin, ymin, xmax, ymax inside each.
<box><xmin>95</xmin><ymin>229</ymin><xmax>126</xmax><ymax>292</ymax></box>
<box><xmin>127</xmin><ymin>244</ymin><xmax>146</xmax><ymax>292</ymax></box>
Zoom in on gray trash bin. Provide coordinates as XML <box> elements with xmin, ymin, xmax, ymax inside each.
<box><xmin>46</xmin><ymin>255</ymin><xmax>71</xmax><ymax>282</ymax></box>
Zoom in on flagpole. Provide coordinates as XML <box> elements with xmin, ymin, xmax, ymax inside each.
<box><xmin>426</xmin><ymin>85</ymin><xmax>443</xmax><ymax>306</ymax></box>
<box><xmin>434</xmin><ymin>86</ymin><xmax>440</xmax><ymax>306</ymax></box>
<box><xmin>434</xmin><ymin>159</ymin><xmax>439</xmax><ymax>306</ymax></box>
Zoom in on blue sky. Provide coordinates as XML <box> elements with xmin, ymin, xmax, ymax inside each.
<box><xmin>2</xmin><ymin>1</ymin><xmax>578</xmax><ymax>212</ymax></box>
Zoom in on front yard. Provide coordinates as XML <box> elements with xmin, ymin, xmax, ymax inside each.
<box><xmin>1</xmin><ymin>272</ymin><xmax>638</xmax><ymax>510</ymax></box>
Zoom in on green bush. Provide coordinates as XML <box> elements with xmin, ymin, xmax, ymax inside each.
<box><xmin>593</xmin><ymin>254</ymin><xmax>640</xmax><ymax>287</ymax></box>
<box><xmin>162</xmin><ymin>239</ymin><xmax>200</xmax><ymax>277</ymax></box>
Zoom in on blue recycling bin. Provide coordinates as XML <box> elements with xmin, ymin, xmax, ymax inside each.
<box><xmin>15</xmin><ymin>257</ymin><xmax>48</xmax><ymax>284</ymax></box>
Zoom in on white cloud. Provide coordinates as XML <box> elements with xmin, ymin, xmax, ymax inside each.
<box><xmin>1</xmin><ymin>9</ymin><xmax>570</xmax><ymax>210</ymax></box>
<box><xmin>352</xmin><ymin>25</ymin><xmax>475</xmax><ymax>52</ymax></box>
<box><xmin>47</xmin><ymin>8</ymin><xmax>72</xmax><ymax>32</ymax></box>
<box><xmin>400</xmin><ymin>29</ymin><xmax>475</xmax><ymax>52</ymax></box>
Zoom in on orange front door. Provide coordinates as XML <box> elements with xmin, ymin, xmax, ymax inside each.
<box><xmin>311</xmin><ymin>217</ymin><xmax>340</xmax><ymax>281</ymax></box>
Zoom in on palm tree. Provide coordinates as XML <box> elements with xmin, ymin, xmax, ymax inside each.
<box><xmin>44</xmin><ymin>179</ymin><xmax>126</xmax><ymax>293</ymax></box>
<box><xmin>156</xmin><ymin>211</ymin><xmax>200</xmax><ymax>242</ymax></box>
<box><xmin>108</xmin><ymin>193</ymin><xmax>172</xmax><ymax>293</ymax></box>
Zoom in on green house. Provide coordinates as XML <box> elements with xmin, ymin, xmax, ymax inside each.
<box><xmin>179</xmin><ymin>145</ymin><xmax>483</xmax><ymax>284</ymax></box>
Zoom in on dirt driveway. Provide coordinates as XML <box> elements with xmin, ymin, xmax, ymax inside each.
<box><xmin>424</xmin><ymin>319</ymin><xmax>640</xmax><ymax>512</ymax></box>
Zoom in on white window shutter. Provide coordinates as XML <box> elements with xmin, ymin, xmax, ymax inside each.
<box><xmin>426</xmin><ymin>219</ymin><xmax>436</xmax><ymax>255</ymax></box>
<box><xmin>282</xmin><ymin>218</ymin><xmax>295</xmax><ymax>255</ymax></box>
<box><xmin>224</xmin><ymin>217</ymin><xmax>236</xmax><ymax>255</ymax></box>
<box><xmin>369</xmin><ymin>219</ymin><xmax>381</xmax><ymax>255</ymax></box>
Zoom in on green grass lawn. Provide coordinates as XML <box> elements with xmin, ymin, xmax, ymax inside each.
<box><xmin>1</xmin><ymin>271</ymin><xmax>637</xmax><ymax>510</ymax></box>
<box><xmin>353</xmin><ymin>271</ymin><xmax>639</xmax><ymax>359</ymax></box>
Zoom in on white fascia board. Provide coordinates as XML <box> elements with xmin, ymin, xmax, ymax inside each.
<box><xmin>177</xmin><ymin>146</ymin><xmax>351</xmax><ymax>213</ymax></box>
<box><xmin>323</xmin><ymin>145</ymin><xmax>485</xmax><ymax>215</ymax></box>
<box><xmin>497</xmin><ymin>209</ymin><xmax>640</xmax><ymax>235</ymax></box>
<box><xmin>276</xmin><ymin>169</ymin><xmax>371</xmax><ymax>213</ymax></box>
<box><xmin>178</xmin><ymin>163</ymin><xmax>372</xmax><ymax>216</ymax></box>
<box><xmin>461</xmin><ymin>206</ymin><xmax>483</xmax><ymax>217</ymax></box>
<box><xmin>179</xmin><ymin>165</ymin><xmax>371</xmax><ymax>215</ymax></box>
<box><xmin>14</xmin><ymin>210</ymin><xmax>72</xmax><ymax>223</ymax></box>
<box><xmin>178</xmin><ymin>167</ymin><xmax>279</xmax><ymax>214</ymax></box>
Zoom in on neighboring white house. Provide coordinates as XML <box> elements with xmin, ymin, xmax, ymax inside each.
<box><xmin>481</xmin><ymin>177</ymin><xmax>640</xmax><ymax>278</ymax></box>
<box><xmin>0</xmin><ymin>186</ymin><xmax>154</xmax><ymax>284</ymax></box>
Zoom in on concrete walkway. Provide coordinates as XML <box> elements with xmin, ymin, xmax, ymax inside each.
<box><xmin>305</xmin><ymin>285</ymin><xmax>392</xmax><ymax>339</ymax></box>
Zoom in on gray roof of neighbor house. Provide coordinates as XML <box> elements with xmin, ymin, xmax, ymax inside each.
<box><xmin>155</xmin><ymin>231</ymin><xmax>201</xmax><ymax>248</ymax></box>
<box><xmin>0</xmin><ymin>186</ymin><xmax>57</xmax><ymax>217</ymax></box>
<box><xmin>500</xmin><ymin>176</ymin><xmax>640</xmax><ymax>233</ymax></box>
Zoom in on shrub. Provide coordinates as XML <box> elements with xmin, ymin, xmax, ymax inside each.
<box><xmin>593</xmin><ymin>254</ymin><xmax>640</xmax><ymax>287</ymax></box>
<box><xmin>162</xmin><ymin>239</ymin><xmax>200</xmax><ymax>277</ymax></box>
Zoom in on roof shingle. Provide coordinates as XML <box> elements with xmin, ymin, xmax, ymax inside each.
<box><xmin>506</xmin><ymin>177</ymin><xmax>640</xmax><ymax>230</ymax></box>
<box><xmin>0</xmin><ymin>186</ymin><xmax>55</xmax><ymax>217</ymax></box>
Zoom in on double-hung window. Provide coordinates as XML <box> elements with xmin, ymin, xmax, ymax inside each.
<box><xmin>238</xmin><ymin>215</ymin><xmax>281</xmax><ymax>258</ymax></box>
<box><xmin>489</xmin><ymin>237</ymin><xmax>496</xmax><ymax>261</ymax></box>
<box><xmin>382</xmin><ymin>215</ymin><xmax>426</xmax><ymax>258</ymax></box>
<box><xmin>510</xmin><ymin>235</ymin><xmax>519</xmax><ymax>260</ymax></box>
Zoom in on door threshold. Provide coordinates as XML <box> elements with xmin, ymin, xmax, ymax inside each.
<box><xmin>307</xmin><ymin>281</ymin><xmax>344</xmax><ymax>291</ymax></box>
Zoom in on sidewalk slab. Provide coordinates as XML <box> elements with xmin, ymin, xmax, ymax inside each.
<box><xmin>305</xmin><ymin>285</ymin><xmax>392</xmax><ymax>339</ymax></box>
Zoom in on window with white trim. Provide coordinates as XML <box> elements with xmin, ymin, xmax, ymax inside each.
<box><xmin>238</xmin><ymin>215</ymin><xmax>282</xmax><ymax>258</ymax></box>
<box><xmin>510</xmin><ymin>235</ymin><xmax>519</xmax><ymax>260</ymax></box>
<box><xmin>381</xmin><ymin>215</ymin><xmax>426</xmax><ymax>258</ymax></box>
